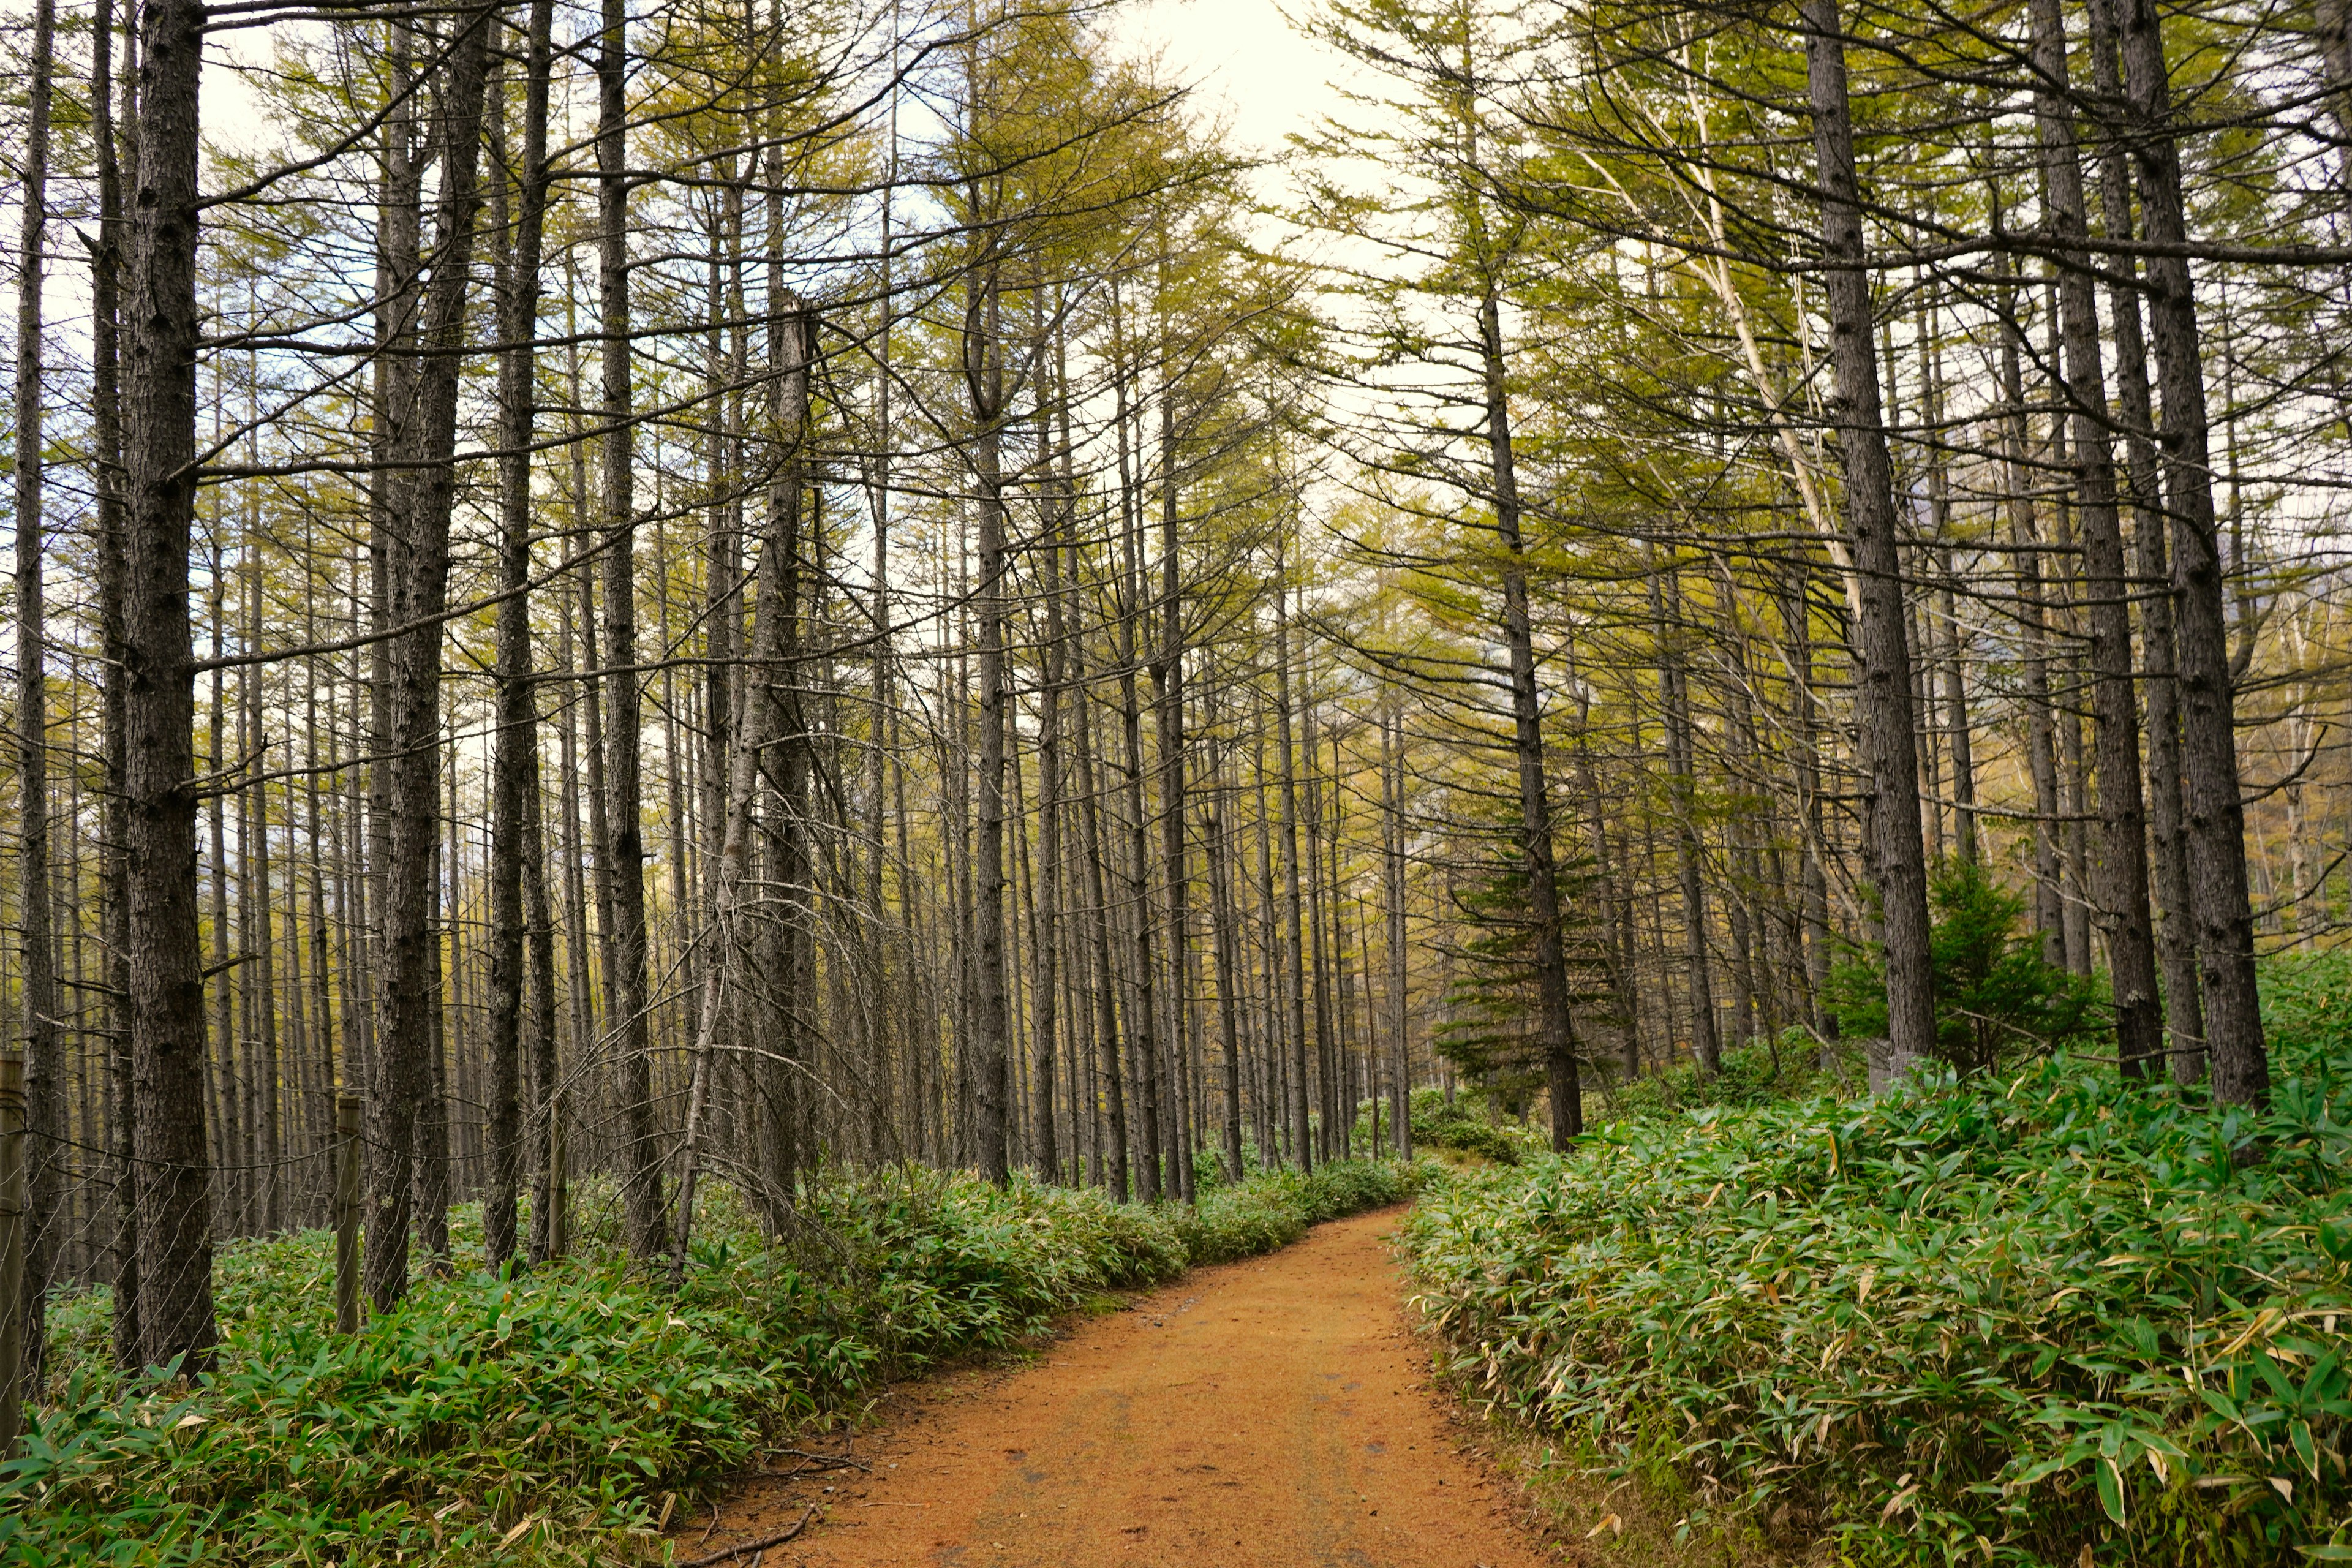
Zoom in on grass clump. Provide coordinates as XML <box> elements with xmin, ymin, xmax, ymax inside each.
<box><xmin>3</xmin><ymin>1158</ymin><xmax>1409</xmax><ymax>1566</ymax></box>
<box><xmin>1403</xmin><ymin>952</ymin><xmax>2352</xmax><ymax>1566</ymax></box>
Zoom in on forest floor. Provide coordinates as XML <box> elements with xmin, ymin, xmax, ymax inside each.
<box><xmin>675</xmin><ymin>1203</ymin><xmax>1561</xmax><ymax>1568</ymax></box>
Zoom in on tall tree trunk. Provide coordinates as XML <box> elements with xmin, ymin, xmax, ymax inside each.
<box><xmin>1476</xmin><ymin>288</ymin><xmax>1580</xmax><ymax>1146</ymax></box>
<box><xmin>967</xmin><ymin>249</ymin><xmax>1011</xmax><ymax>1186</ymax></box>
<box><xmin>2086</xmin><ymin>18</ymin><xmax>2201</xmax><ymax>1076</ymax></box>
<box><xmin>92</xmin><ymin>0</ymin><xmax>140</xmax><ymax>1370</ymax></box>
<box><xmin>483</xmin><ymin>0</ymin><xmax>554</xmax><ymax>1270</ymax></box>
<box><xmin>121</xmin><ymin>0</ymin><xmax>216</xmax><ymax>1371</ymax></box>
<box><xmin>675</xmin><ymin>305</ymin><xmax>810</xmax><ymax>1270</ymax></box>
<box><xmin>1800</xmin><ymin>0</ymin><xmax>1934</xmax><ymax>1070</ymax></box>
<box><xmin>1071</xmin><ymin>640</ymin><xmax>1129</xmax><ymax>1200</ymax></box>
<box><xmin>364</xmin><ymin>10</ymin><xmax>492</xmax><ymax>1310</ymax></box>
<box><xmin>1785</xmin><ymin>560</ymin><xmax>1834</xmax><ymax>1042</ymax></box>
<box><xmin>595</xmin><ymin>0</ymin><xmax>663</xmax><ymax>1251</ymax></box>
<box><xmin>1655</xmin><ymin>568</ymin><xmax>1720</xmax><ymax>1074</ymax></box>
<box><xmin>2029</xmin><ymin>0</ymin><xmax>2165</xmax><ymax>1074</ymax></box>
<box><xmin>12</xmin><ymin>0</ymin><xmax>59</xmax><ymax>1387</ymax></box>
<box><xmin>1152</xmin><ymin>324</ymin><xmax>1193</xmax><ymax>1200</ymax></box>
<box><xmin>752</xmin><ymin>276</ymin><xmax>814</xmax><ymax>1216</ymax></box>
<box><xmin>1381</xmin><ymin>695</ymin><xmax>1411</xmax><ymax>1155</ymax></box>
<box><xmin>1273</xmin><ymin>552</ymin><xmax>1314</xmax><ymax>1170</ymax></box>
<box><xmin>2105</xmin><ymin>0</ymin><xmax>2269</xmax><ymax>1107</ymax></box>
<box><xmin>1031</xmin><ymin>329</ymin><xmax>1069</xmax><ymax>1178</ymax></box>
<box><xmin>1303</xmin><ymin>681</ymin><xmax>1338</xmax><ymax>1164</ymax></box>
<box><xmin>1112</xmin><ymin>314</ymin><xmax>1163</xmax><ymax>1200</ymax></box>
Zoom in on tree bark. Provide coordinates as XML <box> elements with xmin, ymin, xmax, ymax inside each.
<box><xmin>364</xmin><ymin>9</ymin><xmax>492</xmax><ymax>1310</ymax></box>
<box><xmin>2029</xmin><ymin>0</ymin><xmax>2164</xmax><ymax>1074</ymax></box>
<box><xmin>1801</xmin><ymin>0</ymin><xmax>1934</xmax><ymax>1068</ymax></box>
<box><xmin>483</xmin><ymin>0</ymin><xmax>555</xmax><ymax>1271</ymax></box>
<box><xmin>967</xmin><ymin>246</ymin><xmax>1011</xmax><ymax>1186</ymax></box>
<box><xmin>2105</xmin><ymin>0</ymin><xmax>2268</xmax><ymax>1107</ymax></box>
<box><xmin>1273</xmin><ymin>552</ymin><xmax>1314</xmax><ymax>1169</ymax></box>
<box><xmin>596</xmin><ymin>0</ymin><xmax>664</xmax><ymax>1250</ymax></box>
<box><xmin>12</xmin><ymin>0</ymin><xmax>59</xmax><ymax>1387</ymax></box>
<box><xmin>1476</xmin><ymin>288</ymin><xmax>1580</xmax><ymax>1147</ymax></box>
<box><xmin>92</xmin><ymin>0</ymin><xmax>141</xmax><ymax>1371</ymax></box>
<box><xmin>121</xmin><ymin>0</ymin><xmax>216</xmax><ymax>1371</ymax></box>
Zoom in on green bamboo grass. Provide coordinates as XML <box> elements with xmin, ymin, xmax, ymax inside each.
<box><xmin>3</xmin><ymin>1158</ymin><xmax>1415</xmax><ymax>1565</ymax></box>
<box><xmin>1403</xmin><ymin>953</ymin><xmax>2352</xmax><ymax>1566</ymax></box>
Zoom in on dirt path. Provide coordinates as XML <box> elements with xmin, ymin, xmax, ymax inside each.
<box><xmin>684</xmin><ymin>1205</ymin><xmax>1556</xmax><ymax>1568</ymax></box>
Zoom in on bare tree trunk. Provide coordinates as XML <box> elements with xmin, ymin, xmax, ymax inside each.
<box><xmin>1273</xmin><ymin>552</ymin><xmax>1314</xmax><ymax>1171</ymax></box>
<box><xmin>12</xmin><ymin>0</ymin><xmax>59</xmax><ymax>1386</ymax></box>
<box><xmin>1153</xmin><ymin>328</ymin><xmax>1193</xmax><ymax>1200</ymax></box>
<box><xmin>1480</xmin><ymin>319</ymin><xmax>1581</xmax><ymax>1143</ymax></box>
<box><xmin>2086</xmin><ymin>0</ymin><xmax>2204</xmax><ymax>1081</ymax></box>
<box><xmin>1801</xmin><ymin>0</ymin><xmax>1934</xmax><ymax>1070</ymax></box>
<box><xmin>2029</xmin><ymin>0</ymin><xmax>2164</xmax><ymax>1074</ymax></box>
<box><xmin>675</xmin><ymin>303</ymin><xmax>809</xmax><ymax>1261</ymax></box>
<box><xmin>967</xmin><ymin>248</ymin><xmax>1011</xmax><ymax>1186</ymax></box>
<box><xmin>1110</xmin><ymin>314</ymin><xmax>1163</xmax><ymax>1201</ymax></box>
<box><xmin>483</xmin><ymin>0</ymin><xmax>554</xmax><ymax>1270</ymax></box>
<box><xmin>1031</xmin><ymin>331</ymin><xmax>1070</xmax><ymax>1179</ymax></box>
<box><xmin>1655</xmin><ymin>568</ymin><xmax>1720</xmax><ymax>1074</ymax></box>
<box><xmin>2103</xmin><ymin>0</ymin><xmax>2268</xmax><ymax>1107</ymax></box>
<box><xmin>1071</xmin><ymin>636</ymin><xmax>1129</xmax><ymax>1200</ymax></box>
<box><xmin>1785</xmin><ymin>560</ymin><xmax>1834</xmax><ymax>1042</ymax></box>
<box><xmin>91</xmin><ymin>0</ymin><xmax>141</xmax><ymax>1370</ymax></box>
<box><xmin>363</xmin><ymin>10</ymin><xmax>491</xmax><ymax>1310</ymax></box>
<box><xmin>121</xmin><ymin>0</ymin><xmax>217</xmax><ymax>1371</ymax></box>
<box><xmin>595</xmin><ymin>0</ymin><xmax>663</xmax><ymax>1252</ymax></box>
<box><xmin>1303</xmin><ymin>682</ymin><xmax>1337</xmax><ymax>1164</ymax></box>
<box><xmin>1381</xmin><ymin>695</ymin><xmax>1411</xmax><ymax>1155</ymax></box>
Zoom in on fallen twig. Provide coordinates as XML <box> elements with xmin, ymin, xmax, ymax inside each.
<box><xmin>766</xmin><ymin>1447</ymin><xmax>872</xmax><ymax>1474</ymax></box>
<box><xmin>676</xmin><ymin>1502</ymin><xmax>818</xmax><ymax>1567</ymax></box>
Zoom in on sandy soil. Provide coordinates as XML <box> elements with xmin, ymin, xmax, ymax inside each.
<box><xmin>679</xmin><ymin>1204</ymin><xmax>1558</xmax><ymax>1568</ymax></box>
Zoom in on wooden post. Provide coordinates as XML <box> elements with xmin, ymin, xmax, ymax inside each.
<box><xmin>334</xmin><ymin>1095</ymin><xmax>360</xmax><ymax>1332</ymax></box>
<box><xmin>0</xmin><ymin>1054</ymin><xmax>26</xmax><ymax>1456</ymax></box>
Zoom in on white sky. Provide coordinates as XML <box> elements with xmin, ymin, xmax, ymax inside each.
<box><xmin>1113</xmin><ymin>0</ymin><xmax>1349</xmax><ymax>165</ymax></box>
<box><xmin>198</xmin><ymin>0</ymin><xmax>1352</xmax><ymax>164</ymax></box>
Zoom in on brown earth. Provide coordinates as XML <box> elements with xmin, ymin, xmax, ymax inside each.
<box><xmin>679</xmin><ymin>1204</ymin><xmax>1561</xmax><ymax>1568</ymax></box>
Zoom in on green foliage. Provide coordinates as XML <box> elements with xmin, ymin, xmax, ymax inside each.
<box><xmin>1404</xmin><ymin>952</ymin><xmax>2352</xmax><ymax>1566</ymax></box>
<box><xmin>1603</xmin><ymin>1027</ymin><xmax>1864</xmax><ymax>1121</ymax></box>
<box><xmin>1407</xmin><ymin>1085</ymin><xmax>1540</xmax><ymax>1165</ymax></box>
<box><xmin>4</xmin><ymin>1159</ymin><xmax>1411</xmax><ymax>1566</ymax></box>
<box><xmin>1175</xmin><ymin>1159</ymin><xmax>1417</xmax><ymax>1264</ymax></box>
<box><xmin>1431</xmin><ymin>827</ymin><xmax>1615</xmax><ymax>1106</ymax></box>
<box><xmin>1826</xmin><ymin>859</ymin><xmax>2104</xmax><ymax>1072</ymax></box>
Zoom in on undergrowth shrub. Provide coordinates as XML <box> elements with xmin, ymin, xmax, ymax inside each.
<box><xmin>3</xmin><ymin>1158</ymin><xmax>1409</xmax><ymax>1566</ymax></box>
<box><xmin>1408</xmin><ymin>1086</ymin><xmax>1540</xmax><ymax>1164</ymax></box>
<box><xmin>1404</xmin><ymin>951</ymin><xmax>2352</xmax><ymax>1566</ymax></box>
<box><xmin>1599</xmin><ymin>1028</ymin><xmax>1864</xmax><ymax>1122</ymax></box>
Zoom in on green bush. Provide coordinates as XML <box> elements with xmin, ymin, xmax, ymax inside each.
<box><xmin>4</xmin><ymin>1158</ymin><xmax>1411</xmax><ymax>1566</ymax></box>
<box><xmin>1404</xmin><ymin>952</ymin><xmax>2352</xmax><ymax>1566</ymax></box>
<box><xmin>1601</xmin><ymin>1027</ymin><xmax>1863</xmax><ymax>1121</ymax></box>
<box><xmin>1408</xmin><ymin>1085</ymin><xmax>1542</xmax><ymax>1164</ymax></box>
<box><xmin>1825</xmin><ymin>858</ymin><xmax>2105</xmax><ymax>1073</ymax></box>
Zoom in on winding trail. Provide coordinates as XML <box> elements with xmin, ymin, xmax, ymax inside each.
<box><xmin>685</xmin><ymin>1205</ymin><xmax>1555</xmax><ymax>1568</ymax></box>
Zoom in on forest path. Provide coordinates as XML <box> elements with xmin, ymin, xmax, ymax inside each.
<box><xmin>682</xmin><ymin>1204</ymin><xmax>1558</xmax><ymax>1568</ymax></box>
